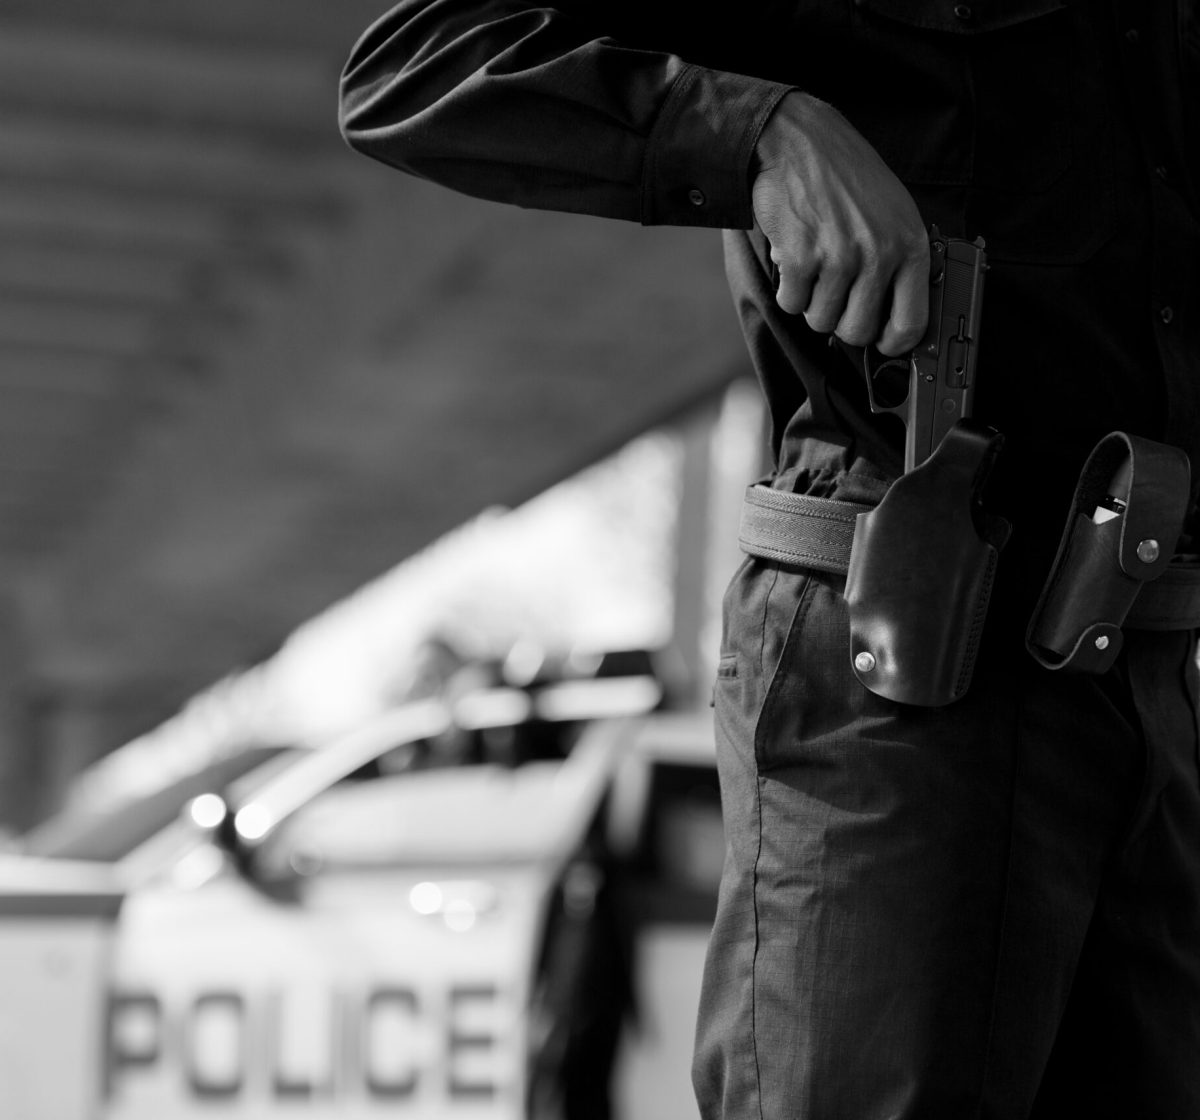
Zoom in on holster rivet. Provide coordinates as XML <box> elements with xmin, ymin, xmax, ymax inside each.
<box><xmin>1094</xmin><ymin>635</ymin><xmax>1110</xmax><ymax>651</ymax></box>
<box><xmin>1137</xmin><ymin>539</ymin><xmax>1160</xmax><ymax>564</ymax></box>
<box><xmin>854</xmin><ymin>651</ymin><xmax>877</xmax><ymax>673</ymax></box>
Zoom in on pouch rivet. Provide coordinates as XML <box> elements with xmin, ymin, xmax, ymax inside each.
<box><xmin>1094</xmin><ymin>635</ymin><xmax>1110</xmax><ymax>651</ymax></box>
<box><xmin>1137</xmin><ymin>539</ymin><xmax>1160</xmax><ymax>564</ymax></box>
<box><xmin>854</xmin><ymin>651</ymin><xmax>877</xmax><ymax>673</ymax></box>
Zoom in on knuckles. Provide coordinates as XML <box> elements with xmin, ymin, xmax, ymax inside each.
<box><xmin>863</xmin><ymin>229</ymin><xmax>926</xmax><ymax>273</ymax></box>
<box><xmin>805</xmin><ymin>310</ymin><xmax>841</xmax><ymax>333</ymax></box>
<box><xmin>818</xmin><ymin>246</ymin><xmax>858</xmax><ymax>281</ymax></box>
<box><xmin>834</xmin><ymin>320</ymin><xmax>876</xmax><ymax>347</ymax></box>
<box><xmin>773</xmin><ymin>222</ymin><xmax>931</xmax><ymax>342</ymax></box>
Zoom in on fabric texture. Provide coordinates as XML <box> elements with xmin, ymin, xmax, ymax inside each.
<box><xmin>338</xmin><ymin>2</ymin><xmax>1200</xmax><ymax>1114</ymax></box>
<box><xmin>697</xmin><ymin>560</ymin><xmax>1200</xmax><ymax>1117</ymax></box>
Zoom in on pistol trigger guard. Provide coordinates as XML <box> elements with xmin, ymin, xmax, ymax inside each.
<box><xmin>861</xmin><ymin>348</ymin><xmax>910</xmax><ymax>417</ymax></box>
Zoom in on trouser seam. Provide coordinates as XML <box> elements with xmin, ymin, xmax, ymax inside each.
<box><xmin>748</xmin><ymin>561</ymin><xmax>778</xmax><ymax>1120</ymax></box>
<box><xmin>758</xmin><ymin>563</ymin><xmax>781</xmax><ymax>680</ymax></box>
<box><xmin>747</xmin><ymin>561</ymin><xmax>802</xmax><ymax>1120</ymax></box>
<box><xmin>750</xmin><ymin>775</ymin><xmax>767</xmax><ymax>1120</ymax></box>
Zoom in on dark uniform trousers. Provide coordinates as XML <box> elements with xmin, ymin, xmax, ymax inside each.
<box><xmin>694</xmin><ymin>559</ymin><xmax>1200</xmax><ymax>1119</ymax></box>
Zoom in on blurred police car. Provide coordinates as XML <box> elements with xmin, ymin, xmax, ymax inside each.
<box><xmin>15</xmin><ymin>657</ymin><xmax>720</xmax><ymax>1120</ymax></box>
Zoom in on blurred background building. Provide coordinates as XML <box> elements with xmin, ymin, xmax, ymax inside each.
<box><xmin>0</xmin><ymin>1</ymin><xmax>765</xmax><ymax>830</ymax></box>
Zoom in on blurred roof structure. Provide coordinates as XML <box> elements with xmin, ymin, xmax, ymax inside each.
<box><xmin>0</xmin><ymin>1</ymin><xmax>747</xmax><ymax>756</ymax></box>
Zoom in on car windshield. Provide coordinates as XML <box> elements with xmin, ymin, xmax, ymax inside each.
<box><xmin>20</xmin><ymin>745</ymin><xmax>297</xmax><ymax>863</ymax></box>
<box><xmin>261</xmin><ymin>761</ymin><xmax>577</xmax><ymax>870</ymax></box>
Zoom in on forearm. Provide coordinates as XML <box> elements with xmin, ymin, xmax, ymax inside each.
<box><xmin>338</xmin><ymin>0</ymin><xmax>792</xmax><ymax>227</ymax></box>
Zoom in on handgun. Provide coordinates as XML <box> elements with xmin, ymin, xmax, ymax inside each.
<box><xmin>864</xmin><ymin>227</ymin><xmax>988</xmax><ymax>472</ymax></box>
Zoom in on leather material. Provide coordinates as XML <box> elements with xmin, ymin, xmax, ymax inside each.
<box><xmin>1027</xmin><ymin>432</ymin><xmax>1192</xmax><ymax>672</ymax></box>
<box><xmin>845</xmin><ymin>422</ymin><xmax>1010</xmax><ymax>707</ymax></box>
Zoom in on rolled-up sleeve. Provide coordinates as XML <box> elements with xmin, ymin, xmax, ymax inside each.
<box><xmin>338</xmin><ymin>0</ymin><xmax>793</xmax><ymax>229</ymax></box>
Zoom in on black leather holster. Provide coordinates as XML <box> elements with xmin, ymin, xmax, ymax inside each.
<box><xmin>845</xmin><ymin>421</ymin><xmax>1011</xmax><ymax>707</ymax></box>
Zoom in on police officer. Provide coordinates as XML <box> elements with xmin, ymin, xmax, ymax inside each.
<box><xmin>339</xmin><ymin>4</ymin><xmax>1200</xmax><ymax>1116</ymax></box>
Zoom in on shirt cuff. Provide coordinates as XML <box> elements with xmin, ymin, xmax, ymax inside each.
<box><xmin>640</xmin><ymin>63</ymin><xmax>795</xmax><ymax>229</ymax></box>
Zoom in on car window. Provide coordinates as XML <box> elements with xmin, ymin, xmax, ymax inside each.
<box><xmin>254</xmin><ymin>758</ymin><xmax>599</xmax><ymax>878</ymax></box>
<box><xmin>21</xmin><ymin>745</ymin><xmax>296</xmax><ymax>862</ymax></box>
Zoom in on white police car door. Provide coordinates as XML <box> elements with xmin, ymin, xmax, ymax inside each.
<box><xmin>104</xmin><ymin>749</ymin><xmax>616</xmax><ymax>1120</ymax></box>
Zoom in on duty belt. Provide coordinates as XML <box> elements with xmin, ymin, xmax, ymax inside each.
<box><xmin>737</xmin><ymin>483</ymin><xmax>1200</xmax><ymax>631</ymax></box>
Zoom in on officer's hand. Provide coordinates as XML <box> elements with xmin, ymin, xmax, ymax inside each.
<box><xmin>751</xmin><ymin>91</ymin><xmax>929</xmax><ymax>357</ymax></box>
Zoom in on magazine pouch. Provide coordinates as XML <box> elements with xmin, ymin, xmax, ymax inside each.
<box><xmin>1026</xmin><ymin>432</ymin><xmax>1190</xmax><ymax>673</ymax></box>
<box><xmin>846</xmin><ymin>421</ymin><xmax>1011</xmax><ymax>706</ymax></box>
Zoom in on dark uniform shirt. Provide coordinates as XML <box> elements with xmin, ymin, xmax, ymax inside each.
<box><xmin>340</xmin><ymin>0</ymin><xmax>1200</xmax><ymax>599</ymax></box>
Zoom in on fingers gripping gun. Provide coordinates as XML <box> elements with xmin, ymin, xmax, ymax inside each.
<box><xmin>847</xmin><ymin>228</ymin><xmax>1010</xmax><ymax>707</ymax></box>
<box><xmin>864</xmin><ymin>228</ymin><xmax>987</xmax><ymax>471</ymax></box>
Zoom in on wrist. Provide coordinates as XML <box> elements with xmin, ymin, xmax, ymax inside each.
<box><xmin>751</xmin><ymin>90</ymin><xmax>827</xmax><ymax>174</ymax></box>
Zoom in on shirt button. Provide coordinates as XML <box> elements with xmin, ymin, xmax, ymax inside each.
<box><xmin>1155</xmin><ymin>164</ymin><xmax>1170</xmax><ymax>182</ymax></box>
<box><xmin>687</xmin><ymin>188</ymin><xmax>706</xmax><ymax>207</ymax></box>
<box><xmin>953</xmin><ymin>4</ymin><xmax>973</xmax><ymax>20</ymax></box>
<box><xmin>1160</xmin><ymin>306</ymin><xmax>1175</xmax><ymax>325</ymax></box>
<box><xmin>1124</xmin><ymin>27</ymin><xmax>1140</xmax><ymax>45</ymax></box>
